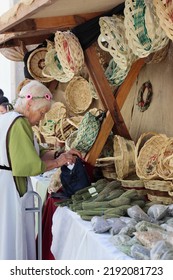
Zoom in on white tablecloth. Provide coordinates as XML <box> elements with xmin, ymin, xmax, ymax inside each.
<box><xmin>51</xmin><ymin>207</ymin><xmax>132</xmax><ymax>260</ymax></box>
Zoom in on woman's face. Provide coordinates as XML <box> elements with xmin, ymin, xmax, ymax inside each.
<box><xmin>27</xmin><ymin>105</ymin><xmax>50</xmax><ymax>126</ymax></box>
<box><xmin>0</xmin><ymin>104</ymin><xmax>7</xmax><ymax>114</ymax></box>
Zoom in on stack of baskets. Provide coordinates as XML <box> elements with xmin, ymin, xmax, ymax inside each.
<box><xmin>144</xmin><ymin>180</ymin><xmax>173</xmax><ymax>204</ymax></box>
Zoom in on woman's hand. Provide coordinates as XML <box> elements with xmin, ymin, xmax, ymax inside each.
<box><xmin>57</xmin><ymin>149</ymin><xmax>82</xmax><ymax>166</ymax></box>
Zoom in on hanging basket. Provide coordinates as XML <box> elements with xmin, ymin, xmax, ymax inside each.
<box><xmin>136</xmin><ymin>133</ymin><xmax>168</xmax><ymax>179</ymax></box>
<box><xmin>113</xmin><ymin>135</ymin><xmax>136</xmax><ymax>179</ymax></box>
<box><xmin>65</xmin><ymin>76</ymin><xmax>93</xmax><ymax>114</ymax></box>
<box><xmin>43</xmin><ymin>43</ymin><xmax>74</xmax><ymax>83</ymax></box>
<box><xmin>153</xmin><ymin>0</ymin><xmax>173</xmax><ymax>41</ymax></box>
<box><xmin>27</xmin><ymin>47</ymin><xmax>54</xmax><ymax>82</ymax></box>
<box><xmin>54</xmin><ymin>31</ymin><xmax>84</xmax><ymax>76</ymax></box>
<box><xmin>124</xmin><ymin>0</ymin><xmax>169</xmax><ymax>57</ymax></box>
<box><xmin>105</xmin><ymin>58</ymin><xmax>130</xmax><ymax>86</ymax></box>
<box><xmin>98</xmin><ymin>15</ymin><xmax>136</xmax><ymax>70</ymax></box>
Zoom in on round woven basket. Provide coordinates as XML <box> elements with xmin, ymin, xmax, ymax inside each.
<box><xmin>98</xmin><ymin>15</ymin><xmax>136</xmax><ymax>70</ymax></box>
<box><xmin>44</xmin><ymin>102</ymin><xmax>66</xmax><ymax>123</ymax></box>
<box><xmin>27</xmin><ymin>47</ymin><xmax>54</xmax><ymax>82</ymax></box>
<box><xmin>156</xmin><ymin>137</ymin><xmax>173</xmax><ymax>180</ymax></box>
<box><xmin>16</xmin><ymin>78</ymin><xmax>31</xmax><ymax>94</ymax></box>
<box><xmin>54</xmin><ymin>31</ymin><xmax>84</xmax><ymax>76</ymax></box>
<box><xmin>124</xmin><ymin>0</ymin><xmax>169</xmax><ymax>57</ymax></box>
<box><xmin>43</xmin><ymin>44</ymin><xmax>74</xmax><ymax>83</ymax></box>
<box><xmin>136</xmin><ymin>133</ymin><xmax>168</xmax><ymax>179</ymax></box>
<box><xmin>95</xmin><ymin>157</ymin><xmax>117</xmax><ymax>180</ymax></box>
<box><xmin>65</xmin><ymin>76</ymin><xmax>93</xmax><ymax>114</ymax></box>
<box><xmin>153</xmin><ymin>0</ymin><xmax>173</xmax><ymax>41</ymax></box>
<box><xmin>113</xmin><ymin>135</ymin><xmax>136</xmax><ymax>179</ymax></box>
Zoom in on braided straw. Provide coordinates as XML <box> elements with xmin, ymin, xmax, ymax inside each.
<box><xmin>145</xmin><ymin>40</ymin><xmax>170</xmax><ymax>64</ymax></box>
<box><xmin>43</xmin><ymin>42</ymin><xmax>74</xmax><ymax>83</ymax></box>
<box><xmin>54</xmin><ymin>31</ymin><xmax>84</xmax><ymax>77</ymax></box>
<box><xmin>156</xmin><ymin>137</ymin><xmax>173</xmax><ymax>180</ymax></box>
<box><xmin>153</xmin><ymin>0</ymin><xmax>173</xmax><ymax>41</ymax></box>
<box><xmin>105</xmin><ymin>58</ymin><xmax>130</xmax><ymax>86</ymax></box>
<box><xmin>136</xmin><ymin>133</ymin><xmax>168</xmax><ymax>179</ymax></box>
<box><xmin>113</xmin><ymin>135</ymin><xmax>136</xmax><ymax>179</ymax></box>
<box><xmin>98</xmin><ymin>15</ymin><xmax>136</xmax><ymax>70</ymax></box>
<box><xmin>65</xmin><ymin>76</ymin><xmax>93</xmax><ymax>114</ymax></box>
<box><xmin>27</xmin><ymin>47</ymin><xmax>54</xmax><ymax>82</ymax></box>
<box><xmin>124</xmin><ymin>0</ymin><xmax>169</xmax><ymax>57</ymax></box>
<box><xmin>55</xmin><ymin>117</ymin><xmax>77</xmax><ymax>143</ymax></box>
<box><xmin>147</xmin><ymin>193</ymin><xmax>173</xmax><ymax>204</ymax></box>
<box><xmin>144</xmin><ymin>180</ymin><xmax>173</xmax><ymax>192</ymax></box>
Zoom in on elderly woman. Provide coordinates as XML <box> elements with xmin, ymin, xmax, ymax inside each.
<box><xmin>0</xmin><ymin>80</ymin><xmax>82</xmax><ymax>260</ymax></box>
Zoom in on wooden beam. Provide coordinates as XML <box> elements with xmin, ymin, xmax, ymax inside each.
<box><xmin>116</xmin><ymin>58</ymin><xmax>146</xmax><ymax>109</ymax></box>
<box><xmin>84</xmin><ymin>44</ymin><xmax>130</xmax><ymax>139</ymax></box>
<box><xmin>4</xmin><ymin>12</ymin><xmax>102</xmax><ymax>33</ymax></box>
<box><xmin>0</xmin><ymin>0</ymin><xmax>57</xmax><ymax>34</ymax></box>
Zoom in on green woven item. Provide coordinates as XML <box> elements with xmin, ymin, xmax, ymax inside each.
<box><xmin>72</xmin><ymin>111</ymin><xmax>105</xmax><ymax>153</ymax></box>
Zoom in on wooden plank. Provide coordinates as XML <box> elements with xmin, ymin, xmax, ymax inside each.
<box><xmin>85</xmin><ymin>52</ymin><xmax>145</xmax><ymax>166</ymax></box>
<box><xmin>85</xmin><ymin>111</ymin><xmax>114</xmax><ymax>165</ymax></box>
<box><xmin>5</xmin><ymin>12</ymin><xmax>102</xmax><ymax>33</ymax></box>
<box><xmin>0</xmin><ymin>0</ymin><xmax>57</xmax><ymax>34</ymax></box>
<box><xmin>85</xmin><ymin>44</ymin><xmax>130</xmax><ymax>139</ymax></box>
<box><xmin>116</xmin><ymin>58</ymin><xmax>146</xmax><ymax>109</ymax></box>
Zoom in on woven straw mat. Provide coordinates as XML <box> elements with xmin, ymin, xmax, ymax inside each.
<box><xmin>65</xmin><ymin>76</ymin><xmax>93</xmax><ymax>114</ymax></box>
<box><xmin>27</xmin><ymin>47</ymin><xmax>54</xmax><ymax>82</ymax></box>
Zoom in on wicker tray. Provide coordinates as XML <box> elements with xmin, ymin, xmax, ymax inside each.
<box><xmin>65</xmin><ymin>76</ymin><xmax>93</xmax><ymax>114</ymax></box>
<box><xmin>27</xmin><ymin>47</ymin><xmax>54</xmax><ymax>82</ymax></box>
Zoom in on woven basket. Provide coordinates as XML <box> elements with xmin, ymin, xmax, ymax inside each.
<box><xmin>44</xmin><ymin>102</ymin><xmax>66</xmax><ymax>123</ymax></box>
<box><xmin>65</xmin><ymin>130</ymin><xmax>78</xmax><ymax>151</ymax></box>
<box><xmin>54</xmin><ymin>31</ymin><xmax>84</xmax><ymax>76</ymax></box>
<box><xmin>66</xmin><ymin>116</ymin><xmax>83</xmax><ymax>128</ymax></box>
<box><xmin>17</xmin><ymin>78</ymin><xmax>31</xmax><ymax>94</ymax></box>
<box><xmin>113</xmin><ymin>135</ymin><xmax>136</xmax><ymax>179</ymax></box>
<box><xmin>95</xmin><ymin>157</ymin><xmax>117</xmax><ymax>180</ymax></box>
<box><xmin>144</xmin><ymin>179</ymin><xmax>173</xmax><ymax>192</ymax></box>
<box><xmin>156</xmin><ymin>137</ymin><xmax>173</xmax><ymax>180</ymax></box>
<box><xmin>55</xmin><ymin>117</ymin><xmax>78</xmax><ymax>143</ymax></box>
<box><xmin>124</xmin><ymin>0</ymin><xmax>169</xmax><ymax>57</ymax></box>
<box><xmin>145</xmin><ymin>40</ymin><xmax>170</xmax><ymax>64</ymax></box>
<box><xmin>27</xmin><ymin>47</ymin><xmax>54</xmax><ymax>82</ymax></box>
<box><xmin>153</xmin><ymin>0</ymin><xmax>173</xmax><ymax>41</ymax></box>
<box><xmin>136</xmin><ymin>133</ymin><xmax>168</xmax><ymax>179</ymax></box>
<box><xmin>65</xmin><ymin>76</ymin><xmax>93</xmax><ymax>114</ymax></box>
<box><xmin>98</xmin><ymin>15</ymin><xmax>136</xmax><ymax>70</ymax></box>
<box><xmin>105</xmin><ymin>58</ymin><xmax>130</xmax><ymax>86</ymax></box>
<box><xmin>43</xmin><ymin>43</ymin><xmax>74</xmax><ymax>83</ymax></box>
<box><xmin>147</xmin><ymin>193</ymin><xmax>173</xmax><ymax>205</ymax></box>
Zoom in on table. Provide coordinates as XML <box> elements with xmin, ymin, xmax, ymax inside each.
<box><xmin>51</xmin><ymin>207</ymin><xmax>132</xmax><ymax>260</ymax></box>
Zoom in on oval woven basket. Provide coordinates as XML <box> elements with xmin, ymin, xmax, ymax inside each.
<box><xmin>153</xmin><ymin>0</ymin><xmax>173</xmax><ymax>41</ymax></box>
<box><xmin>98</xmin><ymin>15</ymin><xmax>136</xmax><ymax>70</ymax></box>
<box><xmin>65</xmin><ymin>76</ymin><xmax>93</xmax><ymax>114</ymax></box>
<box><xmin>43</xmin><ymin>45</ymin><xmax>74</xmax><ymax>83</ymax></box>
<box><xmin>124</xmin><ymin>0</ymin><xmax>169</xmax><ymax>57</ymax></box>
<box><xmin>136</xmin><ymin>133</ymin><xmax>168</xmax><ymax>180</ymax></box>
<box><xmin>27</xmin><ymin>47</ymin><xmax>54</xmax><ymax>82</ymax></box>
<box><xmin>156</xmin><ymin>137</ymin><xmax>173</xmax><ymax>180</ymax></box>
<box><xmin>113</xmin><ymin>135</ymin><xmax>136</xmax><ymax>179</ymax></box>
<box><xmin>54</xmin><ymin>31</ymin><xmax>84</xmax><ymax>76</ymax></box>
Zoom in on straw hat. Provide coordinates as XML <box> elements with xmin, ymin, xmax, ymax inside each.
<box><xmin>27</xmin><ymin>47</ymin><xmax>54</xmax><ymax>82</ymax></box>
<box><xmin>65</xmin><ymin>76</ymin><xmax>93</xmax><ymax>114</ymax></box>
<box><xmin>54</xmin><ymin>31</ymin><xmax>84</xmax><ymax>76</ymax></box>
